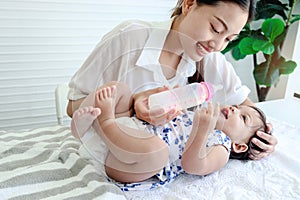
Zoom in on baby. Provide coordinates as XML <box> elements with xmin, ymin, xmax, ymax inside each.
<box><xmin>71</xmin><ymin>82</ymin><xmax>267</xmax><ymax>189</ymax></box>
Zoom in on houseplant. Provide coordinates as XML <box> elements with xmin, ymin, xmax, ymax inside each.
<box><xmin>222</xmin><ymin>0</ymin><xmax>300</xmax><ymax>101</ymax></box>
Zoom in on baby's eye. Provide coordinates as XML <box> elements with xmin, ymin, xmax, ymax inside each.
<box><xmin>242</xmin><ymin>115</ymin><xmax>247</xmax><ymax>122</ymax></box>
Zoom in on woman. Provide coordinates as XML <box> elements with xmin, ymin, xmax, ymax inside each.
<box><xmin>67</xmin><ymin>0</ymin><xmax>277</xmax><ymax>160</ymax></box>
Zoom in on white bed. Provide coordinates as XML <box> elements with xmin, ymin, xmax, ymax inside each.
<box><xmin>0</xmin><ymin>87</ymin><xmax>299</xmax><ymax>199</ymax></box>
<box><xmin>126</xmin><ymin>117</ymin><xmax>300</xmax><ymax>200</ymax></box>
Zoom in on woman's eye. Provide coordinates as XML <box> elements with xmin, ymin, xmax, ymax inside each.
<box><xmin>211</xmin><ymin>25</ymin><xmax>220</xmax><ymax>34</ymax></box>
<box><xmin>226</xmin><ymin>36</ymin><xmax>237</xmax><ymax>42</ymax></box>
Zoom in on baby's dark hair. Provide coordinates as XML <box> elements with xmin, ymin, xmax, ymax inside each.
<box><xmin>230</xmin><ymin>106</ymin><xmax>269</xmax><ymax>160</ymax></box>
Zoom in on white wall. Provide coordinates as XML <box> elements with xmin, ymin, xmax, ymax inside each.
<box><xmin>0</xmin><ymin>0</ymin><xmax>176</xmax><ymax>130</ymax></box>
<box><xmin>1</xmin><ymin>0</ymin><xmax>298</xmax><ymax>130</ymax></box>
<box><xmin>284</xmin><ymin>21</ymin><xmax>300</xmax><ymax>99</ymax></box>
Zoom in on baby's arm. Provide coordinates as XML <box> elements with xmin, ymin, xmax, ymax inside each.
<box><xmin>181</xmin><ymin>103</ymin><xmax>229</xmax><ymax>175</ymax></box>
<box><xmin>182</xmin><ymin>144</ymin><xmax>229</xmax><ymax>175</ymax></box>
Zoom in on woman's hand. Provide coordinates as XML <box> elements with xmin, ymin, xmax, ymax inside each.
<box><xmin>240</xmin><ymin>98</ymin><xmax>278</xmax><ymax>160</ymax></box>
<box><xmin>133</xmin><ymin>86</ymin><xmax>180</xmax><ymax>126</ymax></box>
<box><xmin>249</xmin><ymin>123</ymin><xmax>278</xmax><ymax>160</ymax></box>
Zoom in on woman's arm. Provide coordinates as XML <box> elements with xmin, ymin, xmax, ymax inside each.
<box><xmin>240</xmin><ymin>97</ymin><xmax>255</xmax><ymax>106</ymax></box>
<box><xmin>67</xmin><ymin>91</ymin><xmax>97</xmax><ymax>118</ymax></box>
<box><xmin>67</xmin><ymin>99</ymin><xmax>84</xmax><ymax>118</ymax></box>
<box><xmin>67</xmin><ymin>84</ymin><xmax>178</xmax><ymax>120</ymax></box>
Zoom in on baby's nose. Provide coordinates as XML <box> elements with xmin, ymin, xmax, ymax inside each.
<box><xmin>229</xmin><ymin>106</ymin><xmax>237</xmax><ymax>113</ymax></box>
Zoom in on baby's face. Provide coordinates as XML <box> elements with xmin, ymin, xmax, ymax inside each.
<box><xmin>215</xmin><ymin>105</ymin><xmax>262</xmax><ymax>143</ymax></box>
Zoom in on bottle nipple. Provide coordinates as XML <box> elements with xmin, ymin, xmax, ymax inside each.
<box><xmin>203</xmin><ymin>82</ymin><xmax>223</xmax><ymax>101</ymax></box>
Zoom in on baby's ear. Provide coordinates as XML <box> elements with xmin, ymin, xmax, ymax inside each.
<box><xmin>232</xmin><ymin>142</ymin><xmax>248</xmax><ymax>153</ymax></box>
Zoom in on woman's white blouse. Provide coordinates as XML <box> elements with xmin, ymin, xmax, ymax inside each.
<box><xmin>68</xmin><ymin>18</ymin><xmax>250</xmax><ymax>106</ymax></box>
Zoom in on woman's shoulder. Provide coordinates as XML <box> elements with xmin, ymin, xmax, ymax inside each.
<box><xmin>101</xmin><ymin>20</ymin><xmax>153</xmax><ymax>44</ymax></box>
<box><xmin>118</xmin><ymin>20</ymin><xmax>153</xmax><ymax>31</ymax></box>
<box><xmin>105</xmin><ymin>20</ymin><xmax>152</xmax><ymax>36</ymax></box>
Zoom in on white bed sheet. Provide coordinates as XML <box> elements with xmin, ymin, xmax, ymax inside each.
<box><xmin>124</xmin><ymin>117</ymin><xmax>300</xmax><ymax>200</ymax></box>
<box><xmin>0</xmin><ymin>117</ymin><xmax>299</xmax><ymax>200</ymax></box>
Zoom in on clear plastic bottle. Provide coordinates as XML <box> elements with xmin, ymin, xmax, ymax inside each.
<box><xmin>148</xmin><ymin>82</ymin><xmax>222</xmax><ymax>111</ymax></box>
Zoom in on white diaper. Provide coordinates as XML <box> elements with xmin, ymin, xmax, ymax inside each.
<box><xmin>78</xmin><ymin>127</ymin><xmax>108</xmax><ymax>175</ymax></box>
<box><xmin>78</xmin><ymin>116</ymin><xmax>141</xmax><ymax>176</ymax></box>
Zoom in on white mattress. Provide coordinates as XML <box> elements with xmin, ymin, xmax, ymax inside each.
<box><xmin>0</xmin><ymin>117</ymin><xmax>299</xmax><ymax>200</ymax></box>
<box><xmin>125</xmin><ymin>117</ymin><xmax>300</xmax><ymax>200</ymax></box>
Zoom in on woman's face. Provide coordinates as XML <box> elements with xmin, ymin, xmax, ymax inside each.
<box><xmin>174</xmin><ymin>0</ymin><xmax>249</xmax><ymax>61</ymax></box>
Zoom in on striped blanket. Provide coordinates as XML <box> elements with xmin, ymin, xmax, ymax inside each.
<box><xmin>1</xmin><ymin>119</ymin><xmax>300</xmax><ymax>200</ymax></box>
<box><xmin>0</xmin><ymin>125</ymin><xmax>126</xmax><ymax>200</ymax></box>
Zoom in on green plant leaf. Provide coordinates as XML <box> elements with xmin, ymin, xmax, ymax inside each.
<box><xmin>253</xmin><ymin>61</ymin><xmax>270</xmax><ymax>85</ymax></box>
<box><xmin>254</xmin><ymin>55</ymin><xmax>298</xmax><ymax>86</ymax></box>
<box><xmin>232</xmin><ymin>46</ymin><xmax>246</xmax><ymax>60</ymax></box>
<box><xmin>222</xmin><ymin>38</ymin><xmax>240</xmax><ymax>54</ymax></box>
<box><xmin>239</xmin><ymin>37</ymin><xmax>259</xmax><ymax>55</ymax></box>
<box><xmin>291</xmin><ymin>15</ymin><xmax>300</xmax><ymax>24</ymax></box>
<box><xmin>273</xmin><ymin>30</ymin><xmax>287</xmax><ymax>47</ymax></box>
<box><xmin>255</xmin><ymin>0</ymin><xmax>289</xmax><ymax>20</ymax></box>
<box><xmin>253</xmin><ymin>39</ymin><xmax>274</xmax><ymax>54</ymax></box>
<box><xmin>254</xmin><ymin>61</ymin><xmax>280</xmax><ymax>86</ymax></box>
<box><xmin>261</xmin><ymin>18</ymin><xmax>285</xmax><ymax>42</ymax></box>
<box><xmin>279</xmin><ymin>60</ymin><xmax>297</xmax><ymax>74</ymax></box>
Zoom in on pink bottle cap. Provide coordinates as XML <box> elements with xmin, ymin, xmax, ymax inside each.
<box><xmin>201</xmin><ymin>82</ymin><xmax>214</xmax><ymax>101</ymax></box>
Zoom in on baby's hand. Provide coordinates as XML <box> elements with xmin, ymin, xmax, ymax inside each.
<box><xmin>194</xmin><ymin>102</ymin><xmax>220</xmax><ymax>134</ymax></box>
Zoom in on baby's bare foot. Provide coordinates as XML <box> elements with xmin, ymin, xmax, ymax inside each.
<box><xmin>71</xmin><ymin>106</ymin><xmax>101</xmax><ymax>138</ymax></box>
<box><xmin>95</xmin><ymin>85</ymin><xmax>116</xmax><ymax>124</ymax></box>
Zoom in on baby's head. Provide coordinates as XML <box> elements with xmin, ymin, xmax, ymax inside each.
<box><xmin>215</xmin><ymin>105</ymin><xmax>268</xmax><ymax>160</ymax></box>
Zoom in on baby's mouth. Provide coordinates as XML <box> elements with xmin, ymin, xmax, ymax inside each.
<box><xmin>221</xmin><ymin>108</ymin><xmax>228</xmax><ymax>119</ymax></box>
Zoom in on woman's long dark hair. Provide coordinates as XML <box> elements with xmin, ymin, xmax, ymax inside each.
<box><xmin>171</xmin><ymin>0</ymin><xmax>255</xmax><ymax>23</ymax></box>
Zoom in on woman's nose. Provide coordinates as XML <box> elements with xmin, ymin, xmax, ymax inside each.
<box><xmin>208</xmin><ymin>38</ymin><xmax>225</xmax><ymax>52</ymax></box>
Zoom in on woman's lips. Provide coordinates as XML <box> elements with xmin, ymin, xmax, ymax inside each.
<box><xmin>196</xmin><ymin>42</ymin><xmax>210</xmax><ymax>56</ymax></box>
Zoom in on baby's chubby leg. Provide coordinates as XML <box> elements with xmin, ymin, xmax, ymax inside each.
<box><xmin>92</xmin><ymin>86</ymin><xmax>169</xmax><ymax>182</ymax></box>
<box><xmin>71</xmin><ymin>106</ymin><xmax>101</xmax><ymax>138</ymax></box>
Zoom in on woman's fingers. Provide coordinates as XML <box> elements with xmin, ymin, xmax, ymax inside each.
<box><xmin>257</xmin><ymin>130</ymin><xmax>278</xmax><ymax>146</ymax></box>
<box><xmin>249</xmin><ymin>129</ymin><xmax>278</xmax><ymax>160</ymax></box>
<box><xmin>249</xmin><ymin>150</ymin><xmax>268</xmax><ymax>160</ymax></box>
<box><xmin>149</xmin><ymin>107</ymin><xmax>180</xmax><ymax>126</ymax></box>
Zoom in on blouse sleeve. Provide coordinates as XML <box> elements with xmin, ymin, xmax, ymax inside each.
<box><xmin>68</xmin><ymin>25</ymin><xmax>124</xmax><ymax>100</ymax></box>
<box><xmin>68</xmin><ymin>20</ymin><xmax>149</xmax><ymax>101</ymax></box>
<box><xmin>203</xmin><ymin>52</ymin><xmax>250</xmax><ymax>105</ymax></box>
